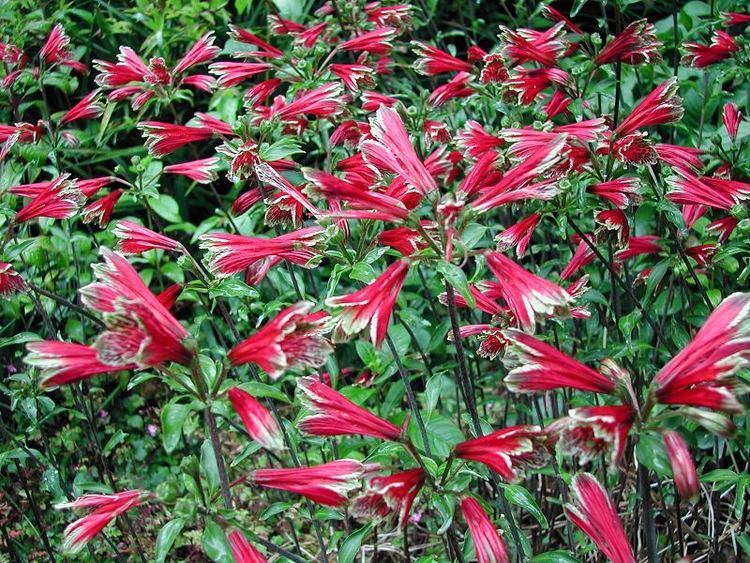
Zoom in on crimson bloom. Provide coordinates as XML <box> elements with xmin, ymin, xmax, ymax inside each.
<box><xmin>13</xmin><ymin>174</ymin><xmax>84</xmax><ymax>224</ymax></box>
<box><xmin>40</xmin><ymin>24</ymin><xmax>85</xmax><ymax>73</ymax></box>
<box><xmin>495</xmin><ymin>213</ymin><xmax>541</xmax><ymax>258</ymax></box>
<box><xmin>353</xmin><ymin>469</ymin><xmax>425</xmax><ymax>528</ymax></box>
<box><xmin>0</xmin><ymin>262</ymin><xmax>25</xmax><ymax>296</ymax></box>
<box><xmin>615</xmin><ymin>78</ymin><xmax>684</xmax><ymax>136</ymax></box>
<box><xmin>454</xmin><ymin>425</ymin><xmax>550</xmax><ymax>482</ymax></box>
<box><xmin>723</xmin><ymin>103</ymin><xmax>742</xmax><ymax>142</ymax></box>
<box><xmin>590</xmin><ymin>177</ymin><xmax>642</xmax><ymax>209</ymax></box>
<box><xmin>412</xmin><ymin>41</ymin><xmax>472</xmax><ymax>75</ymax></box>
<box><xmin>565</xmin><ymin>474</ymin><xmax>635</xmax><ymax>563</ymax></box>
<box><xmin>653</xmin><ymin>292</ymin><xmax>750</xmax><ymax>413</ymax></box>
<box><xmin>173</xmin><ymin>32</ymin><xmax>220</xmax><ymax>74</ymax></box>
<box><xmin>666</xmin><ymin>170</ymin><xmax>750</xmax><ymax>210</ymax></box>
<box><xmin>456</xmin><ymin>120</ymin><xmax>503</xmax><ymax>159</ymax></box>
<box><xmin>59</xmin><ymin>89</ymin><xmax>104</xmax><ymax>125</ymax></box>
<box><xmin>164</xmin><ymin>157</ymin><xmax>219</xmax><ymax>183</ymax></box>
<box><xmin>25</xmin><ymin>341</ymin><xmax>135</xmax><ymax>387</ymax></box>
<box><xmin>249</xmin><ymin>459</ymin><xmax>365</xmax><ymax>506</ymax></box>
<box><xmin>484</xmin><ymin>252</ymin><xmax>571</xmax><ymax>332</ymax></box>
<box><xmin>683</xmin><ymin>31</ymin><xmax>739</xmax><ymax>68</ymax></box>
<box><xmin>460</xmin><ymin>497</ymin><xmax>510</xmax><ymax>563</ymax></box>
<box><xmin>56</xmin><ymin>490</ymin><xmax>144</xmax><ymax>554</ymax></box>
<box><xmin>339</xmin><ymin>27</ymin><xmax>396</xmax><ymax>55</ymax></box>
<box><xmin>326</xmin><ymin>259</ymin><xmax>409</xmax><ymax>347</ymax></box>
<box><xmin>113</xmin><ymin>220</ymin><xmax>183</xmax><ymax>255</ymax></box>
<box><xmin>502</xmin><ymin>329</ymin><xmax>620</xmax><ymax>393</ymax></box>
<box><xmin>498</xmin><ymin>22</ymin><xmax>566</xmax><ymax>67</ymax></box>
<box><xmin>360</xmin><ymin>105</ymin><xmax>436</xmax><ymax>197</ymax></box>
<box><xmin>549</xmin><ymin>404</ymin><xmax>635</xmax><ymax>466</ymax></box>
<box><xmin>227</xmin><ymin>529</ymin><xmax>266</xmax><ymax>563</ymax></box>
<box><xmin>80</xmin><ymin>248</ymin><xmax>193</xmax><ymax>367</ymax></box>
<box><xmin>82</xmin><ymin>189</ymin><xmax>123</xmax><ymax>228</ymax></box>
<box><xmin>428</xmin><ymin>71</ymin><xmax>474</xmax><ymax>107</ymax></box>
<box><xmin>209</xmin><ymin>61</ymin><xmax>273</xmax><ymax>87</ymax></box>
<box><xmin>595</xmin><ymin>19</ymin><xmax>661</xmax><ymax>66</ymax></box>
<box><xmin>654</xmin><ymin>143</ymin><xmax>703</xmax><ymax>174</ymax></box>
<box><xmin>200</xmin><ymin>227</ymin><xmax>326</xmax><ymax>277</ymax></box>
<box><xmin>663</xmin><ymin>431</ymin><xmax>699</xmax><ymax>501</ymax></box>
<box><xmin>137</xmin><ymin>121</ymin><xmax>213</xmax><ymax>156</ymax></box>
<box><xmin>297</xmin><ymin>376</ymin><xmax>402</xmax><ymax>440</ymax></box>
<box><xmin>228</xmin><ymin>387</ymin><xmax>284</xmax><ymax>450</ymax></box>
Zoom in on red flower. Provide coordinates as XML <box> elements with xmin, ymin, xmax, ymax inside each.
<box><xmin>595</xmin><ymin>19</ymin><xmax>661</xmax><ymax>66</ymax></box>
<box><xmin>25</xmin><ymin>341</ymin><xmax>135</xmax><ymax>387</ymax></box>
<box><xmin>663</xmin><ymin>431</ymin><xmax>699</xmax><ymax>501</ymax></box>
<box><xmin>721</xmin><ymin>12</ymin><xmax>750</xmax><ymax>25</ymax></box>
<box><xmin>361</xmin><ymin>91</ymin><xmax>398</xmax><ymax>112</ymax></box>
<box><xmin>706</xmin><ymin>216</ymin><xmax>739</xmax><ymax>243</ymax></box>
<box><xmin>666</xmin><ymin>170</ymin><xmax>750</xmax><ymax>210</ymax></box>
<box><xmin>495</xmin><ymin>213</ymin><xmax>541</xmax><ymax>258</ymax></box>
<box><xmin>614</xmin><ymin>235</ymin><xmax>661</xmax><ymax>261</ymax></box>
<box><xmin>249</xmin><ymin>459</ymin><xmax>365</xmax><ymax>506</ymax></box>
<box><xmin>245</xmin><ymin>78</ymin><xmax>282</xmax><ymax>107</ymax></box>
<box><xmin>502</xmin><ymin>329</ymin><xmax>619</xmax><ymax>393</ymax></box>
<box><xmin>298</xmin><ymin>376</ymin><xmax>402</xmax><ymax>440</ymax></box>
<box><xmin>378</xmin><ymin>226</ymin><xmax>426</xmax><ymax>256</ymax></box>
<box><xmin>683</xmin><ymin>31</ymin><xmax>739</xmax><ymax>68</ymax></box>
<box><xmin>428</xmin><ymin>72</ymin><xmax>474</xmax><ymax>107</ymax></box>
<box><xmin>82</xmin><ymin>189</ymin><xmax>124</xmax><ymax>228</ymax></box>
<box><xmin>156</xmin><ymin>283</ymin><xmax>183</xmax><ymax>310</ymax></box>
<box><xmin>456</xmin><ymin>120</ymin><xmax>503</xmax><ymax>159</ymax></box>
<box><xmin>81</xmin><ymin>248</ymin><xmax>193</xmax><ymax>367</ymax></box>
<box><xmin>275</xmin><ymin>83</ymin><xmax>346</xmax><ymax>121</ymax></box>
<box><xmin>589</xmin><ymin>177</ymin><xmax>641</xmax><ymax>208</ymax></box>
<box><xmin>560</xmin><ymin>240</ymin><xmax>595</xmax><ymax>280</ymax></box>
<box><xmin>353</xmin><ymin>468</ymin><xmax>425</xmax><ymax>529</ymax></box>
<box><xmin>173</xmin><ymin>32</ymin><xmax>220</xmax><ymax>74</ymax></box>
<box><xmin>544</xmin><ymin>89</ymin><xmax>572</xmax><ymax>118</ymax></box>
<box><xmin>228</xmin><ymin>25</ymin><xmax>283</xmax><ymax>58</ymax></box>
<box><xmin>498</xmin><ymin>22</ymin><xmax>566</xmax><ymax>66</ymax></box>
<box><xmin>164</xmin><ymin>157</ymin><xmax>219</xmax><ymax>183</ymax></box>
<box><xmin>485</xmin><ymin>252</ymin><xmax>571</xmax><ymax>332</ymax></box>
<box><xmin>612</xmin><ymin>132</ymin><xmax>658</xmax><ymax>165</ymax></box>
<box><xmin>595</xmin><ymin>209</ymin><xmax>630</xmax><ymax>246</ymax></box>
<box><xmin>228</xmin><ymin>387</ymin><xmax>284</xmax><ymax>450</ymax></box>
<box><xmin>0</xmin><ymin>262</ymin><xmax>25</xmax><ymax>296</ymax></box>
<box><xmin>549</xmin><ymin>404</ymin><xmax>634</xmax><ymax>466</ymax></box>
<box><xmin>565</xmin><ymin>474</ymin><xmax>635</xmax><ymax>563</ymax></box>
<box><xmin>208</xmin><ymin>61</ymin><xmax>273</xmax><ymax>87</ymax></box>
<box><xmin>327</xmin><ymin>260</ymin><xmax>409</xmax><ymax>347</ymax></box>
<box><xmin>56</xmin><ymin>490</ymin><xmax>144</xmax><ymax>554</ymax></box>
<box><xmin>200</xmin><ymin>227</ymin><xmax>326</xmax><ymax>277</ymax></box>
<box><xmin>480</xmin><ymin>53</ymin><xmax>509</xmax><ymax>84</ymax></box>
<box><xmin>654</xmin><ymin>292</ymin><xmax>750</xmax><ymax>413</ymax></box>
<box><xmin>412</xmin><ymin>42</ymin><xmax>472</xmax><ymax>75</ymax></box>
<box><xmin>360</xmin><ymin>105</ymin><xmax>436</xmax><ymax>197</ymax></box>
<box><xmin>40</xmin><ymin>24</ymin><xmax>85</xmax><ymax>73</ymax></box>
<box><xmin>330</xmin><ymin>63</ymin><xmax>375</xmax><ymax>92</ymax></box>
<box><xmin>227</xmin><ymin>529</ymin><xmax>266</xmax><ymax>563</ymax></box>
<box><xmin>505</xmin><ymin>67</ymin><xmax>570</xmax><ymax>105</ymax></box>
<box><xmin>460</xmin><ymin>497</ymin><xmax>510</xmax><ymax>563</ymax></box>
<box><xmin>137</xmin><ymin>121</ymin><xmax>213</xmax><ymax>157</ymax></box>
<box><xmin>59</xmin><ymin>89</ymin><xmax>104</xmax><ymax>125</ymax></box>
<box><xmin>615</xmin><ymin>78</ymin><xmax>683</xmax><ymax>136</ymax></box>
<box><xmin>113</xmin><ymin>220</ymin><xmax>183</xmax><ymax>255</ymax></box>
<box><xmin>654</xmin><ymin>143</ymin><xmax>703</xmax><ymax>174</ymax></box>
<box><xmin>340</xmin><ymin>27</ymin><xmax>396</xmax><ymax>55</ymax></box>
<box><xmin>454</xmin><ymin>425</ymin><xmax>549</xmax><ymax>482</ymax></box>
<box><xmin>14</xmin><ymin>174</ymin><xmax>84</xmax><ymax>224</ymax></box>
<box><xmin>723</xmin><ymin>103</ymin><xmax>742</xmax><ymax>142</ymax></box>
<box><xmin>228</xmin><ymin>302</ymin><xmax>331</xmax><ymax>378</ymax></box>
<box><xmin>542</xmin><ymin>6</ymin><xmax>584</xmax><ymax>34</ymax></box>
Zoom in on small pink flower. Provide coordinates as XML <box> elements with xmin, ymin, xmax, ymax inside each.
<box><xmin>146</xmin><ymin>424</ymin><xmax>158</xmax><ymax>437</ymax></box>
<box><xmin>113</xmin><ymin>220</ymin><xmax>183</xmax><ymax>255</ymax></box>
<box><xmin>249</xmin><ymin>459</ymin><xmax>366</xmax><ymax>506</ymax></box>
<box><xmin>502</xmin><ymin>329</ymin><xmax>619</xmax><ymax>394</ymax></box>
<box><xmin>460</xmin><ymin>497</ymin><xmax>510</xmax><ymax>563</ymax></box>
<box><xmin>454</xmin><ymin>425</ymin><xmax>549</xmax><ymax>482</ymax></box>
<box><xmin>228</xmin><ymin>387</ymin><xmax>284</xmax><ymax>450</ymax></box>
<box><xmin>722</xmin><ymin>103</ymin><xmax>742</xmax><ymax>142</ymax></box>
<box><xmin>663</xmin><ymin>431</ymin><xmax>699</xmax><ymax>501</ymax></box>
<box><xmin>297</xmin><ymin>376</ymin><xmax>402</xmax><ymax>440</ymax></box>
<box><xmin>565</xmin><ymin>474</ymin><xmax>635</xmax><ymax>563</ymax></box>
<box><xmin>228</xmin><ymin>302</ymin><xmax>331</xmax><ymax>378</ymax></box>
<box><xmin>327</xmin><ymin>259</ymin><xmax>409</xmax><ymax>347</ymax></box>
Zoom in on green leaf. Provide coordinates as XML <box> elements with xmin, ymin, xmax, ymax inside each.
<box><xmin>636</xmin><ymin>433</ymin><xmax>672</xmax><ymax>478</ymax></box>
<box><xmin>271</xmin><ymin>0</ymin><xmax>305</xmax><ymax>20</ymax></box>
<box><xmin>570</xmin><ymin>0</ymin><xmax>589</xmax><ymax>17</ymax></box>
<box><xmin>238</xmin><ymin>381</ymin><xmax>291</xmax><ymax>404</ymax></box>
<box><xmin>202</xmin><ymin>519</ymin><xmax>232</xmax><ymax>562</ymax></box>
<box><xmin>102</xmin><ymin>430</ymin><xmax>128</xmax><ymax>457</ymax></box>
<box><xmin>338</xmin><ymin>523</ymin><xmax>372</xmax><ymax>563</ymax></box>
<box><xmin>531</xmin><ymin>550</ymin><xmax>582</xmax><ymax>563</ymax></box>
<box><xmin>502</xmin><ymin>484</ymin><xmax>548</xmax><ymax>529</ymax></box>
<box><xmin>200</xmin><ymin>439</ymin><xmax>220</xmax><ymax>495</ymax></box>
<box><xmin>436</xmin><ymin>260</ymin><xmax>475</xmax><ymax>308</ymax></box>
<box><xmin>160</xmin><ymin>401</ymin><xmax>192</xmax><ymax>454</ymax></box>
<box><xmin>424</xmin><ymin>373</ymin><xmax>452</xmax><ymax>413</ymax></box>
<box><xmin>700</xmin><ymin>469</ymin><xmax>738</xmax><ymax>484</ymax></box>
<box><xmin>155</xmin><ymin>518</ymin><xmax>184</xmax><ymax>563</ymax></box>
<box><xmin>150</xmin><ymin>193</ymin><xmax>182</xmax><ymax>223</ymax></box>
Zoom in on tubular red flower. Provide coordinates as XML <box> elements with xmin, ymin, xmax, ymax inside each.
<box><xmin>706</xmin><ymin>216</ymin><xmax>739</xmax><ymax>243</ymax></box>
<box><xmin>24</xmin><ymin>341</ymin><xmax>135</xmax><ymax>387</ymax></box>
<box><xmin>59</xmin><ymin>89</ymin><xmax>104</xmax><ymax>125</ymax></box>
<box><xmin>228</xmin><ymin>387</ymin><xmax>284</xmax><ymax>450</ymax></box>
<box><xmin>412</xmin><ymin>41</ymin><xmax>472</xmax><ymax>75</ymax></box>
<box><xmin>480</xmin><ymin>53</ymin><xmax>509</xmax><ymax>84</ymax></box>
<box><xmin>654</xmin><ymin>143</ymin><xmax>703</xmax><ymax>174</ymax></box>
<box><xmin>360</xmin><ymin>105</ymin><xmax>436</xmax><ymax>196</ymax></box>
<box><xmin>137</xmin><ymin>121</ymin><xmax>213</xmax><ymax>157</ymax></box>
<box><xmin>354</xmin><ymin>468</ymin><xmax>425</xmax><ymax>529</ymax></box>
<box><xmin>666</xmin><ymin>170</ymin><xmax>750</xmax><ymax>210</ymax></box>
<box><xmin>164</xmin><ymin>157</ymin><xmax>219</xmax><ymax>183</ymax></box>
<box><xmin>454</xmin><ymin>425</ymin><xmax>550</xmax><ymax>482</ymax></box>
<box><xmin>565</xmin><ymin>473</ymin><xmax>635</xmax><ymax>563</ymax></box>
<box><xmin>595</xmin><ymin>19</ymin><xmax>661</xmax><ymax>66</ymax></box>
<box><xmin>495</xmin><ymin>213</ymin><xmax>541</xmax><ymax>258</ymax></box>
<box><xmin>298</xmin><ymin>376</ymin><xmax>401</xmax><ymax>440</ymax></box>
<box><xmin>56</xmin><ymin>490</ymin><xmax>144</xmax><ymax>554</ymax></box>
<box><xmin>683</xmin><ymin>31</ymin><xmax>739</xmax><ymax>68</ymax></box>
<box><xmin>505</xmin><ymin>67</ymin><xmax>570</xmax><ymax>105</ymax></box>
<box><xmin>560</xmin><ymin>240</ymin><xmax>595</xmax><ymax>280</ymax></box>
<box><xmin>456</xmin><ymin>120</ymin><xmax>503</xmax><ymax>159</ymax></box>
<box><xmin>82</xmin><ymin>189</ymin><xmax>124</xmax><ymax>228</ymax></box>
<box><xmin>654</xmin><ymin>292</ymin><xmax>750</xmax><ymax>413</ymax></box>
<box><xmin>155</xmin><ymin>283</ymin><xmax>183</xmax><ymax>310</ymax></box>
<box><xmin>200</xmin><ymin>227</ymin><xmax>325</xmax><ymax>277</ymax></box>
<box><xmin>340</xmin><ymin>27</ymin><xmax>396</xmax><ymax>55</ymax></box>
<box><xmin>542</xmin><ymin>6</ymin><xmax>584</xmax><ymax>34</ymax></box>
<box><xmin>498</xmin><ymin>22</ymin><xmax>567</xmax><ymax>67</ymax></box>
<box><xmin>663</xmin><ymin>431</ymin><xmax>699</xmax><ymax>501</ymax></box>
<box><xmin>485</xmin><ymin>252</ymin><xmax>571</xmax><ymax>332</ymax></box>
<box><xmin>326</xmin><ymin>259</ymin><xmax>409</xmax><ymax>347</ymax></box>
<box><xmin>614</xmin><ymin>235</ymin><xmax>661</xmax><ymax>261</ymax></box>
<box><xmin>615</xmin><ymin>78</ymin><xmax>683</xmax><ymax>136</ymax></box>
<box><xmin>0</xmin><ymin>261</ymin><xmax>25</xmax><ymax>296</ymax></box>
<box><xmin>173</xmin><ymin>32</ymin><xmax>220</xmax><ymax>75</ymax></box>
<box><xmin>276</xmin><ymin>83</ymin><xmax>346</xmax><ymax>120</ymax></box>
<box><xmin>428</xmin><ymin>71</ymin><xmax>474</xmax><ymax>107</ymax></box>
<box><xmin>378</xmin><ymin>226</ymin><xmax>426</xmax><ymax>257</ymax></box>
<box><xmin>595</xmin><ymin>209</ymin><xmax>630</xmax><ymax>246</ymax></box>
<box><xmin>227</xmin><ymin>529</ymin><xmax>266</xmax><ymax>563</ymax></box>
<box><xmin>113</xmin><ymin>220</ymin><xmax>183</xmax><ymax>255</ymax></box>
<box><xmin>502</xmin><ymin>329</ymin><xmax>617</xmax><ymax>393</ymax></box>
<box><xmin>721</xmin><ymin>12</ymin><xmax>750</xmax><ymax>25</ymax></box>
<box><xmin>549</xmin><ymin>405</ymin><xmax>634</xmax><ymax>466</ymax></box>
<box><xmin>228</xmin><ymin>302</ymin><xmax>331</xmax><ymax>378</ymax></box>
<box><xmin>249</xmin><ymin>459</ymin><xmax>365</xmax><ymax>506</ymax></box>
<box><xmin>723</xmin><ymin>103</ymin><xmax>742</xmax><ymax>142</ymax></box>
<box><xmin>330</xmin><ymin>63</ymin><xmax>375</xmax><ymax>92</ymax></box>
<box><xmin>14</xmin><ymin>174</ymin><xmax>84</xmax><ymax>223</ymax></box>
<box><xmin>612</xmin><ymin>132</ymin><xmax>658</xmax><ymax>165</ymax></box>
<box><xmin>460</xmin><ymin>497</ymin><xmax>510</xmax><ymax>563</ymax></box>
<box><xmin>208</xmin><ymin>61</ymin><xmax>273</xmax><ymax>87</ymax></box>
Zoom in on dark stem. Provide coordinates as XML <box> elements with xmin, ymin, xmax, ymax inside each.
<box><xmin>205</xmin><ymin>408</ymin><xmax>234</xmax><ymax>509</ymax></box>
